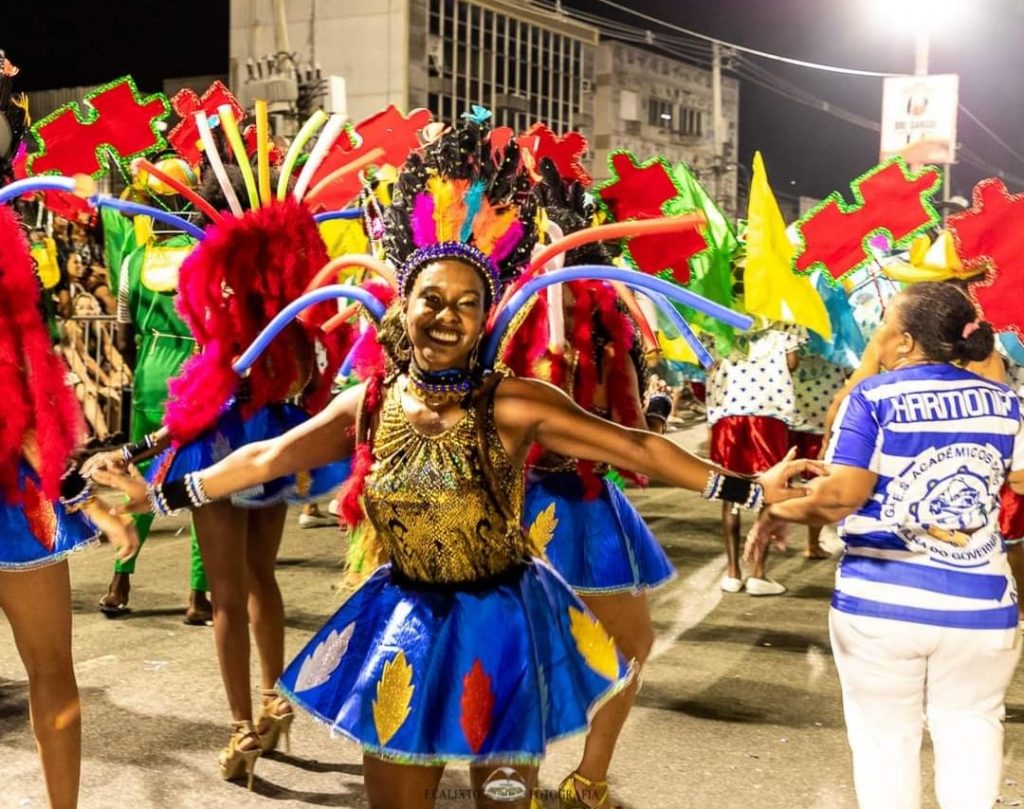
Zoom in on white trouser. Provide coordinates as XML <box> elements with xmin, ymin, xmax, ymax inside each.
<box><xmin>829</xmin><ymin>609</ymin><xmax>1021</xmax><ymax>809</ymax></box>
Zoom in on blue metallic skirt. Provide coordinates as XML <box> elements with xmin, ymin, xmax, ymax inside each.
<box><xmin>278</xmin><ymin>559</ymin><xmax>633</xmax><ymax>764</ymax></box>
<box><xmin>0</xmin><ymin>464</ymin><xmax>99</xmax><ymax>570</ymax></box>
<box><xmin>523</xmin><ymin>470</ymin><xmax>676</xmax><ymax>595</ymax></box>
<box><xmin>147</xmin><ymin>402</ymin><xmax>349</xmax><ymax>509</ymax></box>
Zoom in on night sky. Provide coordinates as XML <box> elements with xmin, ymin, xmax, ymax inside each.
<box><xmin>5</xmin><ymin>0</ymin><xmax>1023</xmax><ymax>198</ymax></box>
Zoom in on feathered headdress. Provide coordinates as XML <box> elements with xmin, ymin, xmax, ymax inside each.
<box><xmin>337</xmin><ymin>115</ymin><xmax>536</xmax><ymax>531</ymax></box>
<box><xmin>383</xmin><ymin>115</ymin><xmax>536</xmax><ymax>303</ymax></box>
<box><xmin>160</xmin><ymin>99</ymin><xmax>364</xmax><ymax>443</ymax></box>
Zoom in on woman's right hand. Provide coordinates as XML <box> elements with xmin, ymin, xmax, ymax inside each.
<box><xmin>81</xmin><ymin>449</ymin><xmax>127</xmax><ymax>478</ymax></box>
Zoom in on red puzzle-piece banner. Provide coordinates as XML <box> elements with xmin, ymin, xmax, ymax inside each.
<box><xmin>949</xmin><ymin>178</ymin><xmax>1024</xmax><ymax>336</ymax></box>
<box><xmin>596</xmin><ymin>151</ymin><xmax>708</xmax><ymax>284</ymax></box>
<box><xmin>304</xmin><ymin>106</ymin><xmax>433</xmax><ymax>211</ymax></box>
<box><xmin>26</xmin><ymin>76</ymin><xmax>169</xmax><ymax>178</ymax></box>
<box><xmin>168</xmin><ymin>81</ymin><xmax>245</xmax><ymax>166</ymax></box>
<box><xmin>793</xmin><ymin>158</ymin><xmax>941</xmax><ymax>284</ymax></box>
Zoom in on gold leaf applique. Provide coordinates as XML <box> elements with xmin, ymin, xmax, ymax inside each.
<box><xmin>372</xmin><ymin>650</ymin><xmax>415</xmax><ymax>746</ymax></box>
<box><xmin>568</xmin><ymin>606</ymin><xmax>620</xmax><ymax>682</ymax></box>
<box><xmin>526</xmin><ymin>503</ymin><xmax>558</xmax><ymax>558</ymax></box>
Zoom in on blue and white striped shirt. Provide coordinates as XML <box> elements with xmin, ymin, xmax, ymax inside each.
<box><xmin>827</xmin><ymin>364</ymin><xmax>1024</xmax><ymax>629</ymax></box>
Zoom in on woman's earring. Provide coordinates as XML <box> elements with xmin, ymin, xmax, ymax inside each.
<box><xmin>468</xmin><ymin>338</ymin><xmax>481</xmax><ymax>370</ymax></box>
<box><xmin>397</xmin><ymin>317</ymin><xmax>413</xmax><ymax>359</ymax></box>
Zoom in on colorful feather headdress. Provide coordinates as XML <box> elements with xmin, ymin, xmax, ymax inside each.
<box><xmin>383</xmin><ymin>115</ymin><xmax>536</xmax><ymax>304</ymax></box>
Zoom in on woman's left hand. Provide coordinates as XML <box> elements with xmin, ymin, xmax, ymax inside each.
<box><xmin>743</xmin><ymin>509</ymin><xmax>790</xmax><ymax>563</ymax></box>
<box><xmin>757</xmin><ymin>448</ymin><xmax>827</xmax><ymax>504</ymax></box>
<box><xmin>84</xmin><ymin>501</ymin><xmax>140</xmax><ymax>562</ymax></box>
<box><xmin>91</xmin><ymin>467</ymin><xmax>151</xmax><ymax>515</ymax></box>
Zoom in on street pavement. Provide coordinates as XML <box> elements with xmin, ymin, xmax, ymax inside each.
<box><xmin>3</xmin><ymin>422</ymin><xmax>1024</xmax><ymax>808</ymax></box>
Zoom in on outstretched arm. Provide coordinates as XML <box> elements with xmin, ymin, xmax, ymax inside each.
<box><xmin>94</xmin><ymin>382</ymin><xmax>364</xmax><ymax>511</ymax></box>
<box><xmin>495</xmin><ymin>378</ymin><xmax>819</xmax><ymax>503</ymax></box>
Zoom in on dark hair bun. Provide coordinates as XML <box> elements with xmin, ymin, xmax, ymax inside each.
<box><xmin>956</xmin><ymin>320</ymin><xmax>995</xmax><ymax>364</ymax></box>
<box><xmin>898</xmin><ymin>282</ymin><xmax>995</xmax><ymax>366</ymax></box>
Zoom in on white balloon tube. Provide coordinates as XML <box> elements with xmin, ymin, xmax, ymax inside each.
<box><xmin>635</xmin><ymin>292</ymin><xmax>660</xmax><ymax>338</ymax></box>
<box><xmin>194</xmin><ymin>112</ymin><xmax>244</xmax><ymax>217</ymax></box>
<box><xmin>539</xmin><ymin>221</ymin><xmax>566</xmax><ymax>352</ymax></box>
<box><xmin>292</xmin><ymin>114</ymin><xmax>347</xmax><ymax>201</ymax></box>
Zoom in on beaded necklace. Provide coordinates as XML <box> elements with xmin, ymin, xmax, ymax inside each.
<box><xmin>407</xmin><ymin>362</ymin><xmax>475</xmax><ymax>407</ymax></box>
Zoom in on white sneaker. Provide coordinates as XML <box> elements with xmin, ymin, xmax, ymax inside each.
<box><xmin>720</xmin><ymin>576</ymin><xmax>745</xmax><ymax>593</ymax></box>
<box><xmin>745</xmin><ymin>577</ymin><xmax>787</xmax><ymax>596</ymax></box>
<box><xmin>327</xmin><ymin>498</ymin><xmax>340</xmax><ymax>517</ymax></box>
<box><xmin>298</xmin><ymin>513</ymin><xmax>334</xmax><ymax>529</ymax></box>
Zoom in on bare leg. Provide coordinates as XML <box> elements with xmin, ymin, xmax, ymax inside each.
<box><xmin>0</xmin><ymin>562</ymin><xmax>80</xmax><ymax>809</ymax></box>
<box><xmin>363</xmin><ymin>754</ymin><xmax>445</xmax><ymax>809</ymax></box>
<box><xmin>245</xmin><ymin>502</ymin><xmax>288</xmax><ymax>693</ymax></box>
<box><xmin>723</xmin><ymin>502</ymin><xmax>742</xmax><ymax>579</ymax></box>
<box><xmin>193</xmin><ymin>501</ymin><xmax>253</xmax><ymax>722</ymax></box>
<box><xmin>804</xmin><ymin>525</ymin><xmax>829</xmax><ymax>559</ymax></box>
<box><xmin>565</xmin><ymin>592</ymin><xmax>653</xmax><ymax>807</ymax></box>
<box><xmin>469</xmin><ymin>762</ymin><xmax>539</xmax><ymax>809</ymax></box>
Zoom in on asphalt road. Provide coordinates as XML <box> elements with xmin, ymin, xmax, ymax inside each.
<box><xmin>3</xmin><ymin>424</ymin><xmax>1024</xmax><ymax>808</ymax></box>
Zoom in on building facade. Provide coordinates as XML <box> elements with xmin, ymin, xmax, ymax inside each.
<box><xmin>228</xmin><ymin>0</ymin><xmax>738</xmax><ymax>212</ymax></box>
<box><xmin>592</xmin><ymin>40</ymin><xmax>739</xmax><ymax>214</ymax></box>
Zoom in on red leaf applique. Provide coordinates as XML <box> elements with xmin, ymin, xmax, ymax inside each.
<box><xmin>460</xmin><ymin>659</ymin><xmax>495</xmax><ymax>754</ymax></box>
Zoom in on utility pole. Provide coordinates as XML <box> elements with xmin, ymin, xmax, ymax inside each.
<box><xmin>913</xmin><ymin>29</ymin><xmax>951</xmax><ymax>203</ymax></box>
<box><xmin>711</xmin><ymin>41</ymin><xmax>724</xmax><ymax>205</ymax></box>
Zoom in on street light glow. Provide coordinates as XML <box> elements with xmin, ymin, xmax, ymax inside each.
<box><xmin>865</xmin><ymin>0</ymin><xmax>965</xmax><ymax>32</ymax></box>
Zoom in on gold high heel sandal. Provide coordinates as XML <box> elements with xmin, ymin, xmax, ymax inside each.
<box><xmin>219</xmin><ymin>720</ymin><xmax>261</xmax><ymax>790</ymax></box>
<box><xmin>256</xmin><ymin>688</ymin><xmax>295</xmax><ymax>754</ymax></box>
<box><xmin>558</xmin><ymin>771</ymin><xmax>614</xmax><ymax>809</ymax></box>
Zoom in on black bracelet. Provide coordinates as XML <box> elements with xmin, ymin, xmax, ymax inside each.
<box><xmin>700</xmin><ymin>471</ymin><xmax>765</xmax><ymax>511</ymax></box>
<box><xmin>121</xmin><ymin>433</ymin><xmax>158</xmax><ymax>464</ymax></box>
<box><xmin>161</xmin><ymin>478</ymin><xmax>192</xmax><ymax>513</ymax></box>
<box><xmin>60</xmin><ymin>468</ymin><xmax>90</xmax><ymax>501</ymax></box>
<box><xmin>718</xmin><ymin>475</ymin><xmax>754</xmax><ymax>504</ymax></box>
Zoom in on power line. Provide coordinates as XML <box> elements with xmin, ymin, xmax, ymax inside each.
<box><xmin>958</xmin><ymin>144</ymin><xmax>1024</xmax><ymax>188</ymax></box>
<box><xmin>959</xmin><ymin>105</ymin><xmax>1024</xmax><ymax>170</ymax></box>
<box><xmin>549</xmin><ymin>0</ymin><xmax>1024</xmax><ymax>186</ymax></box>
<box><xmin>734</xmin><ymin>55</ymin><xmax>881</xmax><ymax>131</ymax></box>
<box><xmin>582</xmin><ymin>0</ymin><xmax>906</xmax><ymax>77</ymax></box>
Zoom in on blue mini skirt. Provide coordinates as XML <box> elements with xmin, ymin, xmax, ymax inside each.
<box><xmin>278</xmin><ymin>559</ymin><xmax>632</xmax><ymax>763</ymax></box>
<box><xmin>522</xmin><ymin>470</ymin><xmax>676</xmax><ymax>595</ymax></box>
<box><xmin>0</xmin><ymin>464</ymin><xmax>99</xmax><ymax>570</ymax></box>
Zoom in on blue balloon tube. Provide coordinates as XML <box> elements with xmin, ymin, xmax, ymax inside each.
<box><xmin>233</xmin><ymin>285</ymin><xmax>386</xmax><ymax>374</ymax></box>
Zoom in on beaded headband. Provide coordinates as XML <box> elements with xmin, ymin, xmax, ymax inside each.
<box><xmin>398</xmin><ymin>240</ymin><xmax>501</xmax><ymax>303</ymax></box>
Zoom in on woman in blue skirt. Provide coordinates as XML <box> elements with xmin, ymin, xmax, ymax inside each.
<box><xmin>96</xmin><ymin>118</ymin><xmax>815</xmax><ymax>808</ymax></box>
<box><xmin>0</xmin><ymin>200</ymin><xmax>138</xmax><ymax>809</ymax></box>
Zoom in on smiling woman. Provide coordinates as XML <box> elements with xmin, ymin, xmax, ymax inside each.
<box><xmin>94</xmin><ymin>115</ymin><xmax>816</xmax><ymax>809</ymax></box>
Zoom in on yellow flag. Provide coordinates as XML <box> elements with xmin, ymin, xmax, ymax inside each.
<box><xmin>745</xmin><ymin>152</ymin><xmax>831</xmax><ymax>340</ymax></box>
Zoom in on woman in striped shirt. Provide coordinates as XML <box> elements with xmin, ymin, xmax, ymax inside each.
<box><xmin>760</xmin><ymin>282</ymin><xmax>1024</xmax><ymax>809</ymax></box>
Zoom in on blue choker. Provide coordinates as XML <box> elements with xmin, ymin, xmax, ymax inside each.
<box><xmin>407</xmin><ymin>363</ymin><xmax>475</xmax><ymax>405</ymax></box>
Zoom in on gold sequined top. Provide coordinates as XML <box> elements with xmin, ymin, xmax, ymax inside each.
<box><xmin>362</xmin><ymin>380</ymin><xmax>526</xmax><ymax>583</ymax></box>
